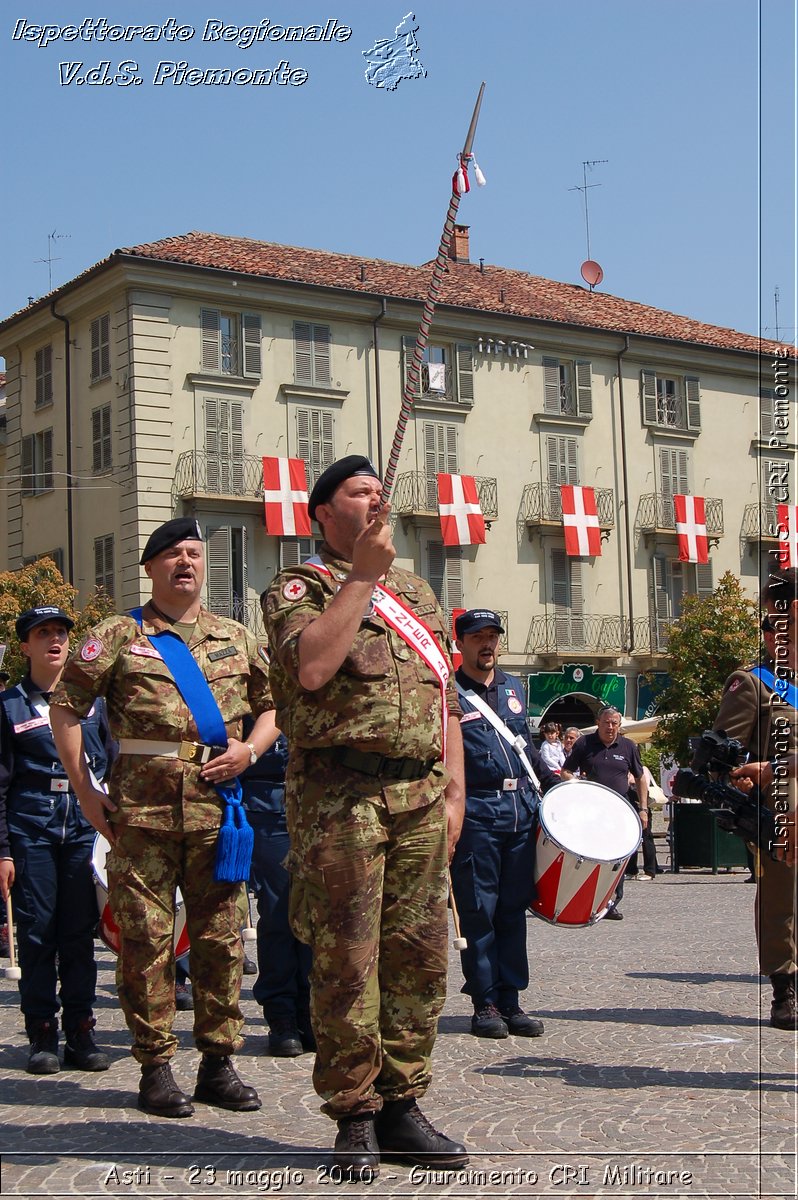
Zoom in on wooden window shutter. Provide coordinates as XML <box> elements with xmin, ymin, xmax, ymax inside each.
<box><xmin>321</xmin><ymin>410</ymin><xmax>335</xmax><ymax>472</ymax></box>
<box><xmin>280</xmin><ymin>539</ymin><xmax>301</xmax><ymax>568</ymax></box>
<box><xmin>444</xmin><ymin>423</ymin><xmax>458</xmax><ymax>472</ymax></box>
<box><xmin>552</xmin><ymin>549</ymin><xmax>569</xmax><ymax>609</ymax></box>
<box><xmin>312</xmin><ymin>324</ymin><xmax>331</xmax><ymax>386</ymax></box>
<box><xmin>309</xmin><ymin>409</ymin><xmax>324</xmax><ymax>479</ymax></box>
<box><xmin>565</xmin><ymin>436</ymin><xmax>578</xmax><ymax>482</ymax></box>
<box><xmin>402</xmin><ymin>335</ymin><xmax>420</xmax><ymax>397</ymax></box>
<box><xmin>685</xmin><ymin>376</ymin><xmax>701</xmax><ymax>431</ymax></box>
<box><xmin>242</xmin><ymin>314</ymin><xmax>262</xmax><ymax>377</ymax></box>
<box><xmin>100</xmin><ymin>314</ymin><xmax>110</xmax><ymax>377</ymax></box>
<box><xmin>455</xmin><ymin>344</ymin><xmax>474</xmax><ymax>403</ymax></box>
<box><xmin>204</xmin><ymin>397</ymin><xmax>220</xmax><ymax>457</ymax></box>
<box><xmin>102</xmin><ymin>405</ymin><xmax>112</xmax><ymax>468</ymax></box>
<box><xmin>642</xmin><ymin>369</ymin><xmax>658</xmax><ymax>425</ymax></box>
<box><xmin>446</xmin><ymin>547</ymin><xmax>464</xmax><ymax>609</ymax></box>
<box><xmin>570</xmin><ymin>557</ymin><xmax>584</xmax><ymax>615</ymax></box>
<box><xmin>659</xmin><ymin>447</ymin><xmax>674</xmax><ymax>497</ymax></box>
<box><xmin>230</xmin><ymin>402</ymin><xmax>244</xmax><ymax>493</ymax></box>
<box><xmin>760</xmin><ymin>389</ymin><xmax>775</xmax><ymax>438</ymax></box>
<box><xmin>90</xmin><ymin>318</ymin><xmax>101</xmax><ymax>380</ymax></box>
<box><xmin>294</xmin><ymin>322</ymin><xmax>313</xmax><ymax>384</ymax></box>
<box><xmin>296</xmin><ymin>407</ymin><xmax>311</xmax><ymax>468</ymax></box>
<box><xmin>543</xmin><ymin>357</ymin><xmax>561</xmax><ymax>414</ymax></box>
<box><xmin>201</xmin><ymin>309</ymin><xmax>221</xmax><ymax>372</ymax></box>
<box><xmin>676</xmin><ymin>449</ymin><xmax>689</xmax><ymax>493</ymax></box>
<box><xmin>21</xmin><ymin>435</ymin><xmax>34</xmax><ymax>496</ymax></box>
<box><xmin>92</xmin><ymin>409</ymin><xmax>102</xmax><ymax>471</ymax></box>
<box><xmin>94</xmin><ymin>538</ymin><xmax>104</xmax><ymax>586</ymax></box>
<box><xmin>695</xmin><ymin>560</ymin><xmax>714</xmax><ymax>596</ymax></box>
<box><xmin>428</xmin><ymin>540</ymin><xmax>445</xmax><ymax>604</ymax></box>
<box><xmin>575</xmin><ymin>360</ymin><xmax>593</xmax><ymax>417</ymax></box>
<box><xmin>42</xmin><ymin>429</ymin><xmax>53</xmax><ymax>490</ymax></box>
<box><xmin>206</xmin><ymin>526</ymin><xmax>232</xmax><ymax>615</ymax></box>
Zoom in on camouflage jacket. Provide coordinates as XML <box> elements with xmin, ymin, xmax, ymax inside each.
<box><xmin>264</xmin><ymin>548</ymin><xmax>459</xmax><ymax>811</ymax></box>
<box><xmin>50</xmin><ymin>603</ymin><xmax>273</xmax><ymax>832</ymax></box>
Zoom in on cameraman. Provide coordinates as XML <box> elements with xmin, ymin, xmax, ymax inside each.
<box><xmin>709</xmin><ymin>567</ymin><xmax>797</xmax><ymax>1030</ymax></box>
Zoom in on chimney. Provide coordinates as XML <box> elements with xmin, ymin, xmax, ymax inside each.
<box><xmin>449</xmin><ymin>224</ymin><xmax>470</xmax><ymax>264</ymax></box>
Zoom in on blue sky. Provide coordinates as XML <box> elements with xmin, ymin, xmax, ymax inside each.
<box><xmin>1</xmin><ymin>0</ymin><xmax>795</xmax><ymax>359</ymax></box>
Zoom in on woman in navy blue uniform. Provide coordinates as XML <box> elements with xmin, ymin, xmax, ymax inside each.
<box><xmin>0</xmin><ymin>607</ymin><xmax>112</xmax><ymax>1074</ymax></box>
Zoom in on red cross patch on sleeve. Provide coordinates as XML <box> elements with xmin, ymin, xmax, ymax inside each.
<box><xmin>282</xmin><ymin>578</ymin><xmax>308</xmax><ymax>602</ymax></box>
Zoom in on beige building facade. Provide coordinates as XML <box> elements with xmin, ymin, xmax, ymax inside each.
<box><xmin>0</xmin><ymin>229</ymin><xmax>793</xmax><ymax>724</ymax></box>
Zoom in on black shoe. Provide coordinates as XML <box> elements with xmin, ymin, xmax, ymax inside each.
<box><xmin>471</xmin><ymin>1003</ymin><xmax>508</xmax><ymax>1039</ymax></box>
<box><xmin>194</xmin><ymin>1054</ymin><xmax>261</xmax><ymax>1111</ymax></box>
<box><xmin>770</xmin><ymin>975</ymin><xmax>798</xmax><ymax>1030</ymax></box>
<box><xmin>333</xmin><ymin>1114</ymin><xmax>380</xmax><ymax>1175</ymax></box>
<box><xmin>375</xmin><ymin>1099</ymin><xmax>469</xmax><ymax>1167</ymax></box>
<box><xmin>268</xmin><ymin>1016</ymin><xmax>303</xmax><ymax>1058</ymax></box>
<box><xmin>27</xmin><ymin>1019</ymin><xmax>60</xmax><ymax>1075</ymax></box>
<box><xmin>500</xmin><ymin>1006</ymin><xmax>545</xmax><ymax>1037</ymax></box>
<box><xmin>603</xmin><ymin>906</ymin><xmax>624</xmax><ymax>921</ymax></box>
<box><xmin>174</xmin><ymin>982</ymin><xmax>194</xmax><ymax>1011</ymax></box>
<box><xmin>64</xmin><ymin>1016</ymin><xmax>110</xmax><ymax>1071</ymax></box>
<box><xmin>139</xmin><ymin>1062</ymin><xmax>195</xmax><ymax>1118</ymax></box>
<box><xmin>242</xmin><ymin>951</ymin><xmax>258</xmax><ymax>976</ymax></box>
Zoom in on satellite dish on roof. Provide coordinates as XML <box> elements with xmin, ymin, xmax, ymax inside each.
<box><xmin>581</xmin><ymin>259</ymin><xmax>604</xmax><ymax>289</ymax></box>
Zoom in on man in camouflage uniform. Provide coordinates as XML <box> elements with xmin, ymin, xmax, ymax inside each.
<box><xmin>711</xmin><ymin>567</ymin><xmax>798</xmax><ymax>1029</ymax></box>
<box><xmin>50</xmin><ymin>518</ymin><xmax>277</xmax><ymax>1117</ymax></box>
<box><xmin>264</xmin><ymin>455</ymin><xmax>468</xmax><ymax>1175</ymax></box>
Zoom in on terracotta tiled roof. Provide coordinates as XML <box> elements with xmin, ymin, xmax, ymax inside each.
<box><xmin>119</xmin><ymin>231</ymin><xmax>784</xmax><ymax>357</ymax></box>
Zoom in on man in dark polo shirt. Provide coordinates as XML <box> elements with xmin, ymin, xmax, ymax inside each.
<box><xmin>561</xmin><ymin>706</ymin><xmax>648</xmax><ymax>920</ymax></box>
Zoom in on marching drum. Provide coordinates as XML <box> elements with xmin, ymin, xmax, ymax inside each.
<box><xmin>530</xmin><ymin>781</ymin><xmax>642</xmax><ymax>927</ymax></box>
<box><xmin>91</xmin><ymin>834</ymin><xmax>190</xmax><ymax>956</ymax></box>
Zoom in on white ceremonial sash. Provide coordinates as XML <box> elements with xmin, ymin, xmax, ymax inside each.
<box><xmin>307</xmin><ymin>559</ymin><xmax>451</xmax><ymax>760</ymax></box>
<box><xmin>456</xmin><ymin>684</ymin><xmax>541</xmax><ymax>793</ymax></box>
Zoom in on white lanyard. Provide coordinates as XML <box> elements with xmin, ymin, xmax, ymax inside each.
<box><xmin>457</xmin><ymin>684</ymin><xmax>541</xmax><ymax>792</ymax></box>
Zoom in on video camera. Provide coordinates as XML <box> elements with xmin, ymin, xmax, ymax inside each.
<box><xmin>672</xmin><ymin>730</ymin><xmax>777</xmax><ymax>856</ymax></box>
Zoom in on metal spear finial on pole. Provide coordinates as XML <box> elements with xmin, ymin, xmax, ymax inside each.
<box><xmin>381</xmin><ymin>84</ymin><xmax>486</xmax><ymax>502</ymax></box>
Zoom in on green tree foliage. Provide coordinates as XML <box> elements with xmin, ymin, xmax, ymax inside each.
<box><xmin>0</xmin><ymin>557</ymin><xmax>115</xmax><ymax>685</ymax></box>
<box><xmin>650</xmin><ymin>571</ymin><xmax>759</xmax><ymax>764</ymax></box>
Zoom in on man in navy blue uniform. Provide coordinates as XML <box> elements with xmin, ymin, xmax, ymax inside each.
<box><xmin>0</xmin><ymin>607</ymin><xmax>112</xmax><ymax>1074</ymax></box>
<box><xmin>561</xmin><ymin>706</ymin><xmax>648</xmax><ymax>920</ymax></box>
<box><xmin>240</xmin><ymin>709</ymin><xmax>313</xmax><ymax>1057</ymax></box>
<box><xmin>450</xmin><ymin>609</ymin><xmax>557</xmax><ymax>1039</ymax></box>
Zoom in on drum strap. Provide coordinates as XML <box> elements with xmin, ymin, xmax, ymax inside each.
<box><xmin>456</xmin><ymin>684</ymin><xmax>541</xmax><ymax>792</ymax></box>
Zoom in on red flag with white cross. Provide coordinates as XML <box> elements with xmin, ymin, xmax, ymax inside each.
<box><xmin>674</xmin><ymin>494</ymin><xmax>708</xmax><ymax>563</ymax></box>
<box><xmin>437</xmin><ymin>473</ymin><xmax>486</xmax><ymax>546</ymax></box>
<box><xmin>262</xmin><ymin>457</ymin><xmax>311</xmax><ymax>537</ymax></box>
<box><xmin>561</xmin><ymin>485</ymin><xmax>601</xmax><ymax>557</ymax></box>
<box><xmin>777</xmin><ymin>504</ymin><xmax>798</xmax><ymax>568</ymax></box>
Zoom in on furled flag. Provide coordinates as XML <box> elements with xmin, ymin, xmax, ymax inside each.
<box><xmin>262</xmin><ymin>457</ymin><xmax>311</xmax><ymax>537</ymax></box>
<box><xmin>561</xmin><ymin>485</ymin><xmax>601</xmax><ymax>557</ymax></box>
<box><xmin>674</xmin><ymin>494</ymin><xmax>709</xmax><ymax>563</ymax></box>
<box><xmin>437</xmin><ymin>473</ymin><xmax>486</xmax><ymax>546</ymax></box>
<box><xmin>776</xmin><ymin>504</ymin><xmax>798</xmax><ymax>568</ymax></box>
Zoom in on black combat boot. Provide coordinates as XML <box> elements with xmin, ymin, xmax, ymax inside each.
<box><xmin>471</xmin><ymin>1003</ymin><xmax>508</xmax><ymax>1039</ymax></box>
<box><xmin>333</xmin><ymin>1113</ymin><xmax>380</xmax><ymax>1175</ymax></box>
<box><xmin>267</xmin><ymin>1015</ymin><xmax>303</xmax><ymax>1058</ymax></box>
<box><xmin>26</xmin><ymin>1018</ymin><xmax>60</xmax><ymax>1075</ymax></box>
<box><xmin>375</xmin><ymin>1098</ymin><xmax>469</xmax><ymax>1167</ymax></box>
<box><xmin>138</xmin><ymin>1062</ymin><xmax>195</xmax><ymax>1118</ymax></box>
<box><xmin>770</xmin><ymin>974</ymin><xmax>798</xmax><ymax>1030</ymax></box>
<box><xmin>194</xmin><ymin>1054</ymin><xmax>261</xmax><ymax>1111</ymax></box>
<box><xmin>500</xmin><ymin>1006</ymin><xmax>545</xmax><ymax>1037</ymax></box>
<box><xmin>64</xmin><ymin>1016</ymin><xmax>110</xmax><ymax>1071</ymax></box>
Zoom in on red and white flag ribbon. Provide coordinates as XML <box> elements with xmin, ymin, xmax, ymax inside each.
<box><xmin>263</xmin><ymin>457</ymin><xmax>311</xmax><ymax>537</ymax></box>
<box><xmin>561</xmin><ymin>485</ymin><xmax>601</xmax><ymax>557</ymax></box>
<box><xmin>674</xmin><ymin>494</ymin><xmax>709</xmax><ymax>563</ymax></box>
<box><xmin>438</xmin><ymin>473</ymin><xmax>486</xmax><ymax>546</ymax></box>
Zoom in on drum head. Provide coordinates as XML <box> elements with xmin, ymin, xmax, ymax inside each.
<box><xmin>539</xmin><ymin>781</ymin><xmax>641</xmax><ymax>862</ymax></box>
<box><xmin>91</xmin><ymin>832</ymin><xmax>110</xmax><ymax>887</ymax></box>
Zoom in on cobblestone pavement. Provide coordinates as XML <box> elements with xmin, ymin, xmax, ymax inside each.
<box><xmin>1</xmin><ymin>871</ymin><xmax>795</xmax><ymax>1199</ymax></box>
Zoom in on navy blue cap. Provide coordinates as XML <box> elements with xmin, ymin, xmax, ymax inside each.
<box><xmin>15</xmin><ymin>606</ymin><xmax>74</xmax><ymax>641</ymax></box>
<box><xmin>455</xmin><ymin>609</ymin><xmax>505</xmax><ymax>638</ymax></box>
<box><xmin>308</xmin><ymin>455</ymin><xmax>380</xmax><ymax>520</ymax></box>
<box><xmin>140</xmin><ymin>518</ymin><xmax>203</xmax><ymax>564</ymax></box>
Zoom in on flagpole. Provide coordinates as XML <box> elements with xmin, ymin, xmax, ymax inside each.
<box><xmin>381</xmin><ymin>83</ymin><xmax>486</xmax><ymax>503</ymax></box>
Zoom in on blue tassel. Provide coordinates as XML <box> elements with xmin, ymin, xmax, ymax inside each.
<box><xmin>214</xmin><ymin>785</ymin><xmax>254</xmax><ymax>883</ymax></box>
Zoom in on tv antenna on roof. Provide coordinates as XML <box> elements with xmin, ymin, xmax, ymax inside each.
<box><xmin>35</xmin><ymin>229</ymin><xmax>71</xmax><ymax>292</ymax></box>
<box><xmin>570</xmin><ymin>160</ymin><xmax>607</xmax><ymax>289</ymax></box>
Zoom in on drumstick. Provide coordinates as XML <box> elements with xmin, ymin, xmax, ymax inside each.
<box><xmin>4</xmin><ymin>893</ymin><xmax>21</xmax><ymax>981</ymax></box>
<box><xmin>448</xmin><ymin>872</ymin><xmax>467</xmax><ymax>950</ymax></box>
<box><xmin>241</xmin><ymin>885</ymin><xmax>257</xmax><ymax>943</ymax></box>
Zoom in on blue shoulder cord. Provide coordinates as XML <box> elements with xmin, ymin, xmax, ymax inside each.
<box><xmin>129</xmin><ymin>609</ymin><xmax>253</xmax><ymax>883</ymax></box>
<box><xmin>751</xmin><ymin>665</ymin><xmax>798</xmax><ymax>712</ymax></box>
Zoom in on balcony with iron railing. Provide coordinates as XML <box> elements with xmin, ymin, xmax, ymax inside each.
<box><xmin>205</xmin><ymin>595</ymin><xmax>267</xmax><ymax>639</ymax></box>
<box><xmin>635</xmin><ymin>494</ymin><xmax>724</xmax><ymax>537</ymax></box>
<box><xmin>520</xmin><ymin>484</ymin><xmax>615</xmax><ymax>531</ymax></box>
<box><xmin>526</xmin><ymin>613</ymin><xmax>628</xmax><ymax>656</ymax></box>
<box><xmin>740</xmin><ymin>503</ymin><xmax>782</xmax><ymax>544</ymax></box>
<box><xmin>173</xmin><ymin>451</ymin><xmax>264</xmax><ymax>502</ymax></box>
<box><xmin>392</xmin><ymin>473</ymin><xmax>498</xmax><ymax>521</ymax></box>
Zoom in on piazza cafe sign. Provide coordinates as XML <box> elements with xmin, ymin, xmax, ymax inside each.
<box><xmin>526</xmin><ymin>664</ymin><xmax>626</xmax><ymax>718</ymax></box>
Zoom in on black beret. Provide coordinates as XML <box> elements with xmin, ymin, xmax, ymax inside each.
<box><xmin>140</xmin><ymin>518</ymin><xmax>203</xmax><ymax>565</ymax></box>
<box><xmin>308</xmin><ymin>455</ymin><xmax>380</xmax><ymax>520</ymax></box>
<box><xmin>455</xmin><ymin>609</ymin><xmax>505</xmax><ymax>638</ymax></box>
<box><xmin>16</xmin><ymin>606</ymin><xmax>74</xmax><ymax>641</ymax></box>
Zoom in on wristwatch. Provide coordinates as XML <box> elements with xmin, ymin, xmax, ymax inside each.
<box><xmin>246</xmin><ymin>742</ymin><xmax>258</xmax><ymax>766</ymax></box>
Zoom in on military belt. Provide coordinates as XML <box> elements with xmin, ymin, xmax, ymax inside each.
<box><xmin>329</xmin><ymin>746</ymin><xmax>434</xmax><ymax>782</ymax></box>
<box><xmin>118</xmin><ymin>738</ymin><xmax>226</xmax><ymax>765</ymax></box>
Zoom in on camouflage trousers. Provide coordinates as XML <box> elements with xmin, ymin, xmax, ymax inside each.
<box><xmin>286</xmin><ymin>766</ymin><xmax>449</xmax><ymax>1119</ymax></box>
<box><xmin>108</xmin><ymin>826</ymin><xmax>246</xmax><ymax>1064</ymax></box>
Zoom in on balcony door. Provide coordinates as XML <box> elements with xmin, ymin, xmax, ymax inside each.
<box><xmin>206</xmin><ymin>524</ymin><xmax>248</xmax><ymax>623</ymax></box>
<box><xmin>204</xmin><ymin>398</ymin><xmax>244</xmax><ymax>495</ymax></box>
